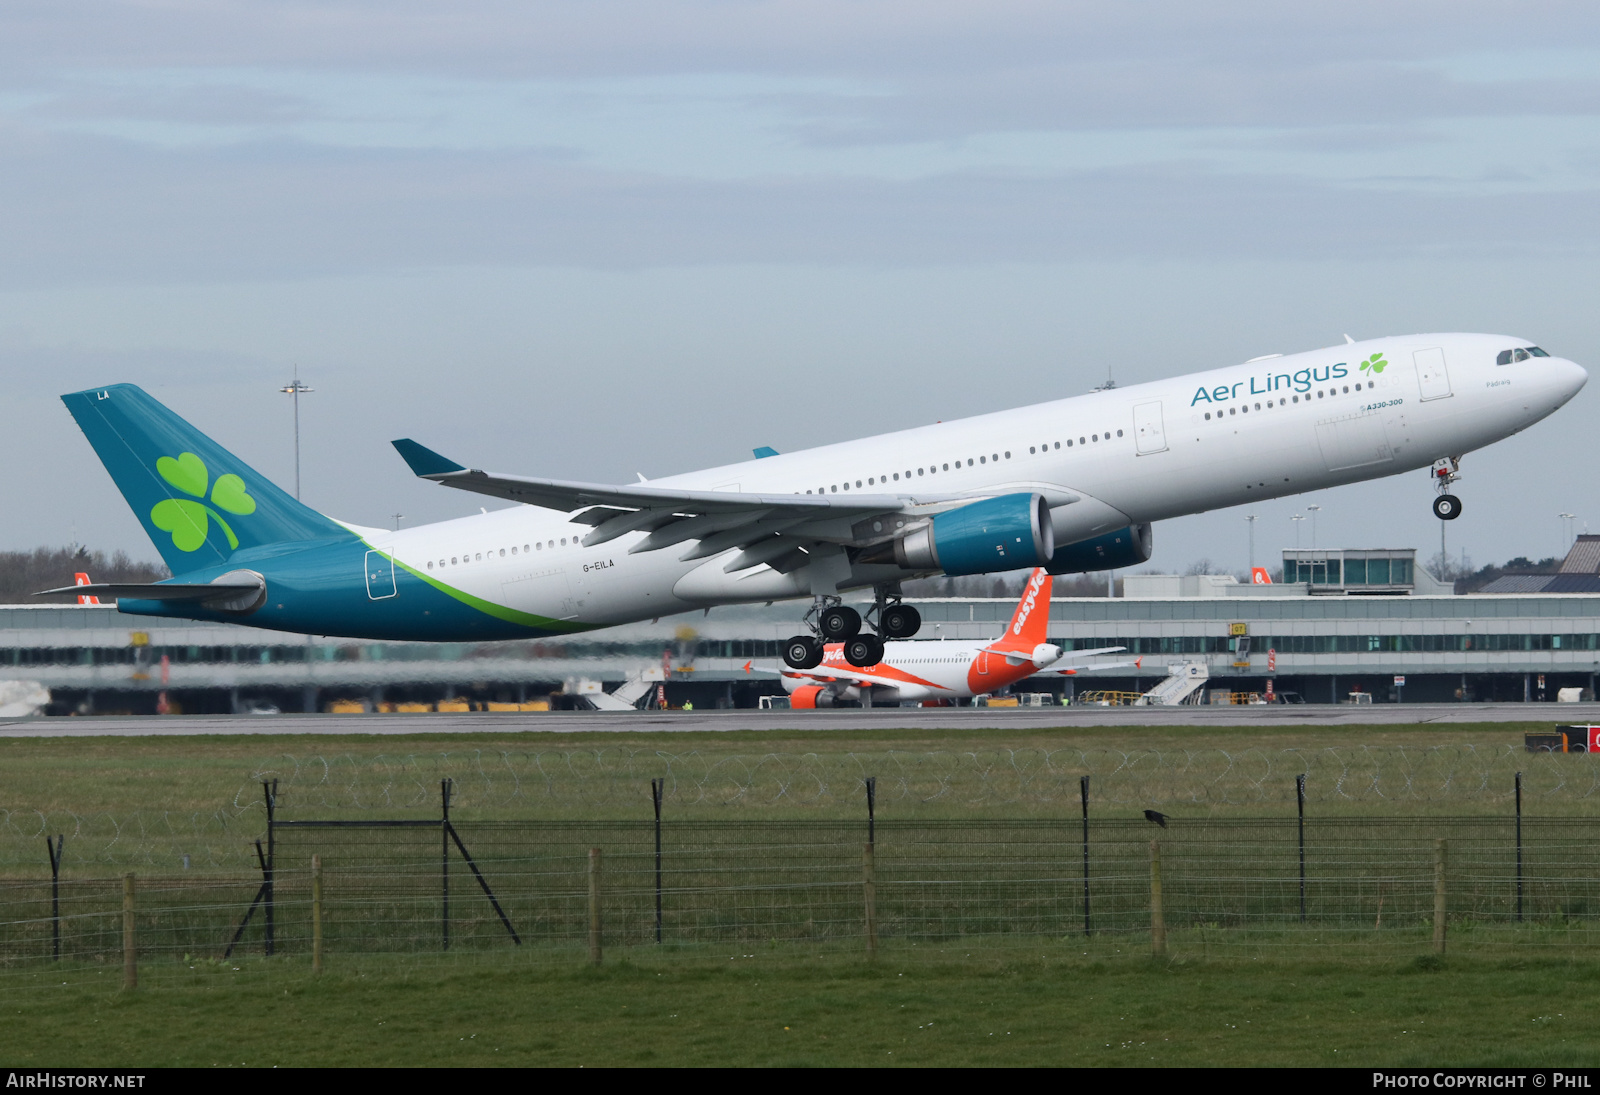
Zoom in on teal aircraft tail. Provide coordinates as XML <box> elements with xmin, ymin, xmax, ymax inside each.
<box><xmin>62</xmin><ymin>384</ymin><xmax>353</xmax><ymax>572</ymax></box>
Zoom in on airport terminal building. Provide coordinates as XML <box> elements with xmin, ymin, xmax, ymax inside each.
<box><xmin>5</xmin><ymin>542</ymin><xmax>1600</xmax><ymax>714</ymax></box>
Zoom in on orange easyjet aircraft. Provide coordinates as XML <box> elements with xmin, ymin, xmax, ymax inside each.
<box><xmin>775</xmin><ymin>568</ymin><xmax>1136</xmax><ymax>707</ymax></box>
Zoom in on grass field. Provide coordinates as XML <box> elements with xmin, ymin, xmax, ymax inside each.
<box><xmin>2</xmin><ymin>949</ymin><xmax>1597</xmax><ymax>1067</ymax></box>
<box><xmin>2</xmin><ymin>721</ymin><xmax>1597</xmax><ymax>1066</ymax></box>
<box><xmin>1</xmin><ymin>721</ymin><xmax>1589</xmax><ymax>822</ymax></box>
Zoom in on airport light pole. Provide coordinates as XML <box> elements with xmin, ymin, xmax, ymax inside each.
<box><xmin>1245</xmin><ymin>515</ymin><xmax>1258</xmax><ymax>570</ymax></box>
<box><xmin>279</xmin><ymin>368</ymin><xmax>314</xmax><ymax>501</ymax></box>
<box><xmin>1291</xmin><ymin>514</ymin><xmax>1305</xmax><ymax>549</ymax></box>
<box><xmin>1306</xmin><ymin>505</ymin><xmax>1321</xmax><ymax>549</ymax></box>
<box><xmin>1560</xmin><ymin>513</ymin><xmax>1577</xmax><ymax>556</ymax></box>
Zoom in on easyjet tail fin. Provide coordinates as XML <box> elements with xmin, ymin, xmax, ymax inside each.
<box><xmin>992</xmin><ymin>568</ymin><xmax>1052</xmax><ymax>652</ymax></box>
<box><xmin>73</xmin><ymin>572</ymin><xmax>100</xmax><ymax>605</ymax></box>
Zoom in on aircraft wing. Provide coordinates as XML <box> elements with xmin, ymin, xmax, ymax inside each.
<box><xmin>778</xmin><ymin>664</ymin><xmax>946</xmax><ymax>690</ymax></box>
<box><xmin>392</xmin><ymin>438</ymin><xmax>971</xmax><ymax>567</ymax></box>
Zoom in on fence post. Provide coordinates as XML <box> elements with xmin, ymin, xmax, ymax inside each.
<box><xmin>651</xmin><ymin>778</ymin><xmax>664</xmax><ymax>945</ymax></box>
<box><xmin>863</xmin><ymin>842</ymin><xmax>878</xmax><ymax>958</ymax></box>
<box><xmin>1433</xmin><ymin>838</ymin><xmax>1447</xmax><ymax>955</ymax></box>
<box><xmin>47</xmin><ymin>835</ymin><xmax>63</xmax><ymax>962</ymax></box>
<box><xmin>588</xmin><ymin>848</ymin><xmax>603</xmax><ymax>966</ymax></box>
<box><xmin>312</xmin><ymin>854</ymin><xmax>323</xmax><ymax>974</ymax></box>
<box><xmin>441</xmin><ymin>779</ymin><xmax>452</xmax><ymax>952</ymax></box>
<box><xmin>121</xmin><ymin>873</ymin><xmax>136</xmax><ymax>991</ymax></box>
<box><xmin>1080</xmin><ymin>775</ymin><xmax>1091</xmax><ymax>936</ymax></box>
<box><xmin>1149</xmin><ymin>841</ymin><xmax>1166</xmax><ymax>958</ymax></box>
<box><xmin>1296</xmin><ymin>773</ymin><xmax>1307</xmax><ymax>923</ymax></box>
<box><xmin>263</xmin><ymin>778</ymin><xmax>277</xmax><ymax>957</ymax></box>
<box><xmin>866</xmin><ymin>776</ymin><xmax>876</xmax><ymax>846</ymax></box>
<box><xmin>1514</xmin><ymin>771</ymin><xmax>1524</xmax><ymax>923</ymax></box>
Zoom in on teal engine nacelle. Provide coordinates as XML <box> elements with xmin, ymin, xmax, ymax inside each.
<box><xmin>866</xmin><ymin>492</ymin><xmax>1056</xmax><ymax>577</ymax></box>
<box><xmin>1046</xmin><ymin>523</ymin><xmax>1153</xmax><ymax>574</ymax></box>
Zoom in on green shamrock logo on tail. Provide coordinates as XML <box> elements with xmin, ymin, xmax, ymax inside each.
<box><xmin>150</xmin><ymin>452</ymin><xmax>256</xmax><ymax>552</ymax></box>
<box><xmin>1359</xmin><ymin>352</ymin><xmax>1387</xmax><ymax>375</ymax></box>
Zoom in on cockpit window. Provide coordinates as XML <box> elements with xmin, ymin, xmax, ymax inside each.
<box><xmin>1498</xmin><ymin>346</ymin><xmax>1550</xmax><ymax>365</ymax></box>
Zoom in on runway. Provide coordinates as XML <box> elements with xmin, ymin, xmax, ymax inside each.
<box><xmin>1</xmin><ymin>703</ymin><xmax>1593</xmax><ymax>737</ymax></box>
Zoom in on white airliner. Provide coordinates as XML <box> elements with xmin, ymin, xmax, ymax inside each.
<box><xmin>56</xmin><ymin>333</ymin><xmax>1586</xmax><ymax>668</ymax></box>
<box><xmin>774</xmin><ymin>568</ymin><xmax>1139</xmax><ymax>707</ymax></box>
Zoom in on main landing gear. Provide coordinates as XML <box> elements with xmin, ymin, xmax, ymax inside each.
<box><xmin>782</xmin><ymin>586</ymin><xmax>922</xmax><ymax>670</ymax></box>
<box><xmin>1431</xmin><ymin>456</ymin><xmax>1463</xmax><ymax>521</ymax></box>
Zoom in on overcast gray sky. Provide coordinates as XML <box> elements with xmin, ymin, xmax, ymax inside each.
<box><xmin>4</xmin><ymin>2</ymin><xmax>1599</xmax><ymax>576</ymax></box>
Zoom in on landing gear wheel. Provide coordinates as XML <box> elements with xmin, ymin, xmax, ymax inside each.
<box><xmin>1432</xmin><ymin>494</ymin><xmax>1462</xmax><ymax>521</ymax></box>
<box><xmin>844</xmin><ymin>634</ymin><xmax>885</xmax><ymax>668</ymax></box>
<box><xmin>783</xmin><ymin>635</ymin><xmax>824</xmax><ymax>669</ymax></box>
<box><xmin>818</xmin><ymin>605</ymin><xmax>861</xmax><ymax>641</ymax></box>
<box><xmin>880</xmin><ymin>603</ymin><xmax>921</xmax><ymax>639</ymax></box>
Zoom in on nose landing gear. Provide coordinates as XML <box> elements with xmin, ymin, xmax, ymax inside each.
<box><xmin>1431</xmin><ymin>457</ymin><xmax>1463</xmax><ymax>521</ymax></box>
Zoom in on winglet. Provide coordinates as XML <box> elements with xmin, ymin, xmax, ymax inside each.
<box><xmin>753</xmin><ymin>446</ymin><xmax>779</xmax><ymax>459</ymax></box>
<box><xmin>392</xmin><ymin>439</ymin><xmax>466</xmax><ymax>477</ymax></box>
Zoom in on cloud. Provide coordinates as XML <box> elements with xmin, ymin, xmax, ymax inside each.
<box><xmin>4</xmin><ymin>2</ymin><xmax>1599</xmax><ymax>83</ymax></box>
<box><xmin>1</xmin><ymin>123</ymin><xmax>1598</xmax><ymax>288</ymax></box>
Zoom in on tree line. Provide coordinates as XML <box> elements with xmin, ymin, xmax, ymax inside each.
<box><xmin>0</xmin><ymin>547</ymin><xmax>167</xmax><ymax>604</ymax></box>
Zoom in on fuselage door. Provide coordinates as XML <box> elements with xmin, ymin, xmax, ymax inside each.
<box><xmin>364</xmin><ymin>550</ymin><xmax>397</xmax><ymax>600</ymax></box>
<box><xmin>1133</xmin><ymin>401</ymin><xmax>1168</xmax><ymax>455</ymax></box>
<box><xmin>1414</xmin><ymin>348</ymin><xmax>1453</xmax><ymax>401</ymax></box>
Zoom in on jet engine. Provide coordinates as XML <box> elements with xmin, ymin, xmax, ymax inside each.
<box><xmin>789</xmin><ymin>685</ymin><xmax>839</xmax><ymax>709</ymax></box>
<box><xmin>1046</xmin><ymin>523</ymin><xmax>1153</xmax><ymax>574</ymax></box>
<box><xmin>859</xmin><ymin>492</ymin><xmax>1055</xmax><ymax>577</ymax></box>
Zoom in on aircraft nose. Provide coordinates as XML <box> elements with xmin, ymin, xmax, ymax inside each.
<box><xmin>1557</xmin><ymin>357</ymin><xmax>1588</xmax><ymax>400</ymax></box>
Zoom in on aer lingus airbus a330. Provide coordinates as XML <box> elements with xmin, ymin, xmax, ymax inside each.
<box><xmin>48</xmin><ymin>333</ymin><xmax>1585</xmax><ymax>669</ymax></box>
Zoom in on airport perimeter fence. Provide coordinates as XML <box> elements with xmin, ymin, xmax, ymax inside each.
<box><xmin>241</xmin><ymin>742</ymin><xmax>1600</xmax><ymax>818</ymax></box>
<box><xmin>6</xmin><ymin>744</ymin><xmax>1599</xmax><ymax>880</ymax></box>
<box><xmin>3</xmin><ymin>773</ymin><xmax>1600</xmax><ymax>985</ymax></box>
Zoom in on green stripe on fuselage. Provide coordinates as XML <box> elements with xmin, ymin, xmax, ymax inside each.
<box><xmin>377</xmin><ymin>545</ymin><xmax>597</xmax><ymax>636</ymax></box>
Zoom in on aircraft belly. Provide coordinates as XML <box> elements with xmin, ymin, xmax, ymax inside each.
<box><xmin>1048</xmin><ymin>493</ymin><xmax>1135</xmax><ymax>545</ymax></box>
<box><xmin>673</xmin><ymin>556</ymin><xmax>810</xmax><ymax>604</ymax></box>
<box><xmin>499</xmin><ymin>565</ymin><xmax>573</xmax><ymax>620</ymax></box>
<box><xmin>1314</xmin><ymin>412</ymin><xmax>1395</xmax><ymax>471</ymax></box>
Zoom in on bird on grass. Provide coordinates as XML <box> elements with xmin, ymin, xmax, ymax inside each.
<box><xmin>1143</xmin><ymin>809</ymin><xmax>1169</xmax><ymax>828</ymax></box>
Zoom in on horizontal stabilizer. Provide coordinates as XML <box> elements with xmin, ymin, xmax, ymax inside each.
<box><xmin>392</xmin><ymin>439</ymin><xmax>467</xmax><ymax>477</ymax></box>
<box><xmin>35</xmin><ymin>581</ymin><xmax>261</xmax><ymax>602</ymax></box>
